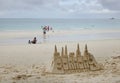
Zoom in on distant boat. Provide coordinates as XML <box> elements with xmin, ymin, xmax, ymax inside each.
<box><xmin>110</xmin><ymin>17</ymin><xmax>115</xmax><ymax>20</ymax></box>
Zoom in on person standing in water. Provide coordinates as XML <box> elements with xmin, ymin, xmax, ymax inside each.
<box><xmin>42</xmin><ymin>26</ymin><xmax>46</xmax><ymax>39</ymax></box>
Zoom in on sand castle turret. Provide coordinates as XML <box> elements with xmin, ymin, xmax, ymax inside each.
<box><xmin>52</xmin><ymin>44</ymin><xmax>102</xmax><ymax>74</ymax></box>
<box><xmin>61</xmin><ymin>46</ymin><xmax>69</xmax><ymax>73</ymax></box>
<box><xmin>76</xmin><ymin>44</ymin><xmax>84</xmax><ymax>72</ymax></box>
<box><xmin>52</xmin><ymin>45</ymin><xmax>64</xmax><ymax>74</ymax></box>
<box><xmin>84</xmin><ymin>44</ymin><xmax>89</xmax><ymax>57</ymax></box>
<box><xmin>76</xmin><ymin>44</ymin><xmax>81</xmax><ymax>56</ymax></box>
<box><xmin>65</xmin><ymin>45</ymin><xmax>68</xmax><ymax>56</ymax></box>
<box><xmin>61</xmin><ymin>47</ymin><xmax>64</xmax><ymax>57</ymax></box>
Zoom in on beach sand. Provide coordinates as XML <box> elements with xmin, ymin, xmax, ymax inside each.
<box><xmin>0</xmin><ymin>30</ymin><xmax>120</xmax><ymax>83</ymax></box>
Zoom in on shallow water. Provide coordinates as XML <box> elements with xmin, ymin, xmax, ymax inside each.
<box><xmin>0</xmin><ymin>18</ymin><xmax>120</xmax><ymax>45</ymax></box>
<box><xmin>0</xmin><ymin>32</ymin><xmax>120</xmax><ymax>45</ymax></box>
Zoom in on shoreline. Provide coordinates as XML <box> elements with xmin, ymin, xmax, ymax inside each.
<box><xmin>0</xmin><ymin>29</ymin><xmax>120</xmax><ymax>45</ymax></box>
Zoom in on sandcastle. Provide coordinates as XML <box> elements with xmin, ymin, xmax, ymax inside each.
<box><xmin>52</xmin><ymin>44</ymin><xmax>102</xmax><ymax>74</ymax></box>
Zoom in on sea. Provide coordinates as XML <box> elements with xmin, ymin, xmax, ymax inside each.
<box><xmin>0</xmin><ymin>18</ymin><xmax>120</xmax><ymax>31</ymax></box>
<box><xmin>0</xmin><ymin>18</ymin><xmax>120</xmax><ymax>45</ymax></box>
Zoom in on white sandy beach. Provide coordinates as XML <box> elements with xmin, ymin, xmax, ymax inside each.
<box><xmin>0</xmin><ymin>29</ymin><xmax>120</xmax><ymax>83</ymax></box>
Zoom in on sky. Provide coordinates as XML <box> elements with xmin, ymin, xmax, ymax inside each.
<box><xmin>0</xmin><ymin>0</ymin><xmax>120</xmax><ymax>18</ymax></box>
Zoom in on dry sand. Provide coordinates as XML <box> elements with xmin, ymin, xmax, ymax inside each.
<box><xmin>0</xmin><ymin>30</ymin><xmax>120</xmax><ymax>83</ymax></box>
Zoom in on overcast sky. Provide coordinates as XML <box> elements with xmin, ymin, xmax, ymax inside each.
<box><xmin>0</xmin><ymin>0</ymin><xmax>120</xmax><ymax>18</ymax></box>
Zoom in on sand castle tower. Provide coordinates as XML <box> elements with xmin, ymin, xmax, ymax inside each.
<box><xmin>82</xmin><ymin>44</ymin><xmax>90</xmax><ymax>71</ymax></box>
<box><xmin>52</xmin><ymin>45</ymin><xmax>64</xmax><ymax>74</ymax></box>
<box><xmin>61</xmin><ymin>46</ymin><xmax>69</xmax><ymax>73</ymax></box>
<box><xmin>76</xmin><ymin>44</ymin><xmax>84</xmax><ymax>72</ymax></box>
<box><xmin>52</xmin><ymin>44</ymin><xmax>102</xmax><ymax>74</ymax></box>
<box><xmin>69</xmin><ymin>52</ymin><xmax>75</xmax><ymax>72</ymax></box>
<box><xmin>83</xmin><ymin>44</ymin><xmax>100</xmax><ymax>71</ymax></box>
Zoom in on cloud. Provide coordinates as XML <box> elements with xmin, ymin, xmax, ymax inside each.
<box><xmin>0</xmin><ymin>0</ymin><xmax>119</xmax><ymax>18</ymax></box>
<box><xmin>0</xmin><ymin>0</ymin><xmax>58</xmax><ymax>11</ymax></box>
<box><xmin>0</xmin><ymin>0</ymin><xmax>102</xmax><ymax>12</ymax></box>
<box><xmin>99</xmin><ymin>0</ymin><xmax>120</xmax><ymax>11</ymax></box>
<box><xmin>0</xmin><ymin>0</ymin><xmax>31</xmax><ymax>11</ymax></box>
<box><xmin>58</xmin><ymin>0</ymin><xmax>107</xmax><ymax>14</ymax></box>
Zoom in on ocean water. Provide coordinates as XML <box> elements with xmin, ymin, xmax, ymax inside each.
<box><xmin>0</xmin><ymin>18</ymin><xmax>120</xmax><ymax>31</ymax></box>
<box><xmin>0</xmin><ymin>18</ymin><xmax>120</xmax><ymax>44</ymax></box>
